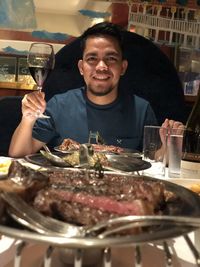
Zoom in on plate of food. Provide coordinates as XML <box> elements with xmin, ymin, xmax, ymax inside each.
<box><xmin>25</xmin><ymin>150</ymin><xmax>150</xmax><ymax>173</ymax></box>
<box><xmin>54</xmin><ymin>138</ymin><xmax>141</xmax><ymax>156</ymax></box>
<box><xmin>0</xmin><ymin>160</ymin><xmax>200</xmax><ymax>247</ymax></box>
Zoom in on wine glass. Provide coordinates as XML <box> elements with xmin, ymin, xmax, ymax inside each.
<box><xmin>27</xmin><ymin>42</ymin><xmax>55</xmax><ymax>118</ymax></box>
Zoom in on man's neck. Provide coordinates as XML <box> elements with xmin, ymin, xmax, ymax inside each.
<box><xmin>86</xmin><ymin>90</ymin><xmax>118</xmax><ymax>105</ymax></box>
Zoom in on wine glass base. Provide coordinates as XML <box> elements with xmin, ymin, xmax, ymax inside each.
<box><xmin>37</xmin><ymin>114</ymin><xmax>50</xmax><ymax>119</ymax></box>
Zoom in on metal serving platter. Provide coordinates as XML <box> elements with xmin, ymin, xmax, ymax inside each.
<box><xmin>25</xmin><ymin>152</ymin><xmax>150</xmax><ymax>173</ymax></box>
<box><xmin>0</xmin><ymin>175</ymin><xmax>200</xmax><ymax>248</ymax></box>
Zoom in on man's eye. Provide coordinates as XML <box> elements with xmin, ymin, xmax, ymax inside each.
<box><xmin>106</xmin><ymin>56</ymin><xmax>118</xmax><ymax>62</ymax></box>
<box><xmin>86</xmin><ymin>57</ymin><xmax>97</xmax><ymax>63</ymax></box>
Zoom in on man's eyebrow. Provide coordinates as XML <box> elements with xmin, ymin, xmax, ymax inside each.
<box><xmin>84</xmin><ymin>52</ymin><xmax>97</xmax><ymax>57</ymax></box>
<box><xmin>106</xmin><ymin>51</ymin><xmax>120</xmax><ymax>57</ymax></box>
<box><xmin>84</xmin><ymin>51</ymin><xmax>120</xmax><ymax>57</ymax></box>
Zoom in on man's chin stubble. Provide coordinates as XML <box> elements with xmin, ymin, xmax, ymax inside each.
<box><xmin>88</xmin><ymin>87</ymin><xmax>113</xmax><ymax>96</ymax></box>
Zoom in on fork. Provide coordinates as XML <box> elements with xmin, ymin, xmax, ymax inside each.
<box><xmin>2</xmin><ymin>192</ymin><xmax>200</xmax><ymax>238</ymax></box>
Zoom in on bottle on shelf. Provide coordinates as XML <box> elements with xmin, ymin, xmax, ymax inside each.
<box><xmin>180</xmin><ymin>86</ymin><xmax>200</xmax><ymax>178</ymax></box>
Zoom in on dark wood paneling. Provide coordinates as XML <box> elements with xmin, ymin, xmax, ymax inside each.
<box><xmin>0</xmin><ymin>88</ymin><xmax>34</xmax><ymax>97</ymax></box>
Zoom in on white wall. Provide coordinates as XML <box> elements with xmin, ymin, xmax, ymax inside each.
<box><xmin>0</xmin><ymin>0</ymin><xmax>111</xmax><ymax>53</ymax></box>
<box><xmin>34</xmin><ymin>0</ymin><xmax>111</xmax><ymax>37</ymax></box>
<box><xmin>35</xmin><ymin>12</ymin><xmax>96</xmax><ymax>37</ymax></box>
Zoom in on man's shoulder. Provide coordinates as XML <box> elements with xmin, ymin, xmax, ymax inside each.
<box><xmin>67</xmin><ymin>87</ymin><xmax>84</xmax><ymax>95</ymax></box>
<box><xmin>52</xmin><ymin>87</ymin><xmax>85</xmax><ymax>101</ymax></box>
<box><xmin>59</xmin><ymin>87</ymin><xmax>84</xmax><ymax>97</ymax></box>
<box><xmin>131</xmin><ymin>94</ymin><xmax>150</xmax><ymax>107</ymax></box>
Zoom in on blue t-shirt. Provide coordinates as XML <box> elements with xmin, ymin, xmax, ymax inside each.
<box><xmin>33</xmin><ymin>87</ymin><xmax>157</xmax><ymax>151</ymax></box>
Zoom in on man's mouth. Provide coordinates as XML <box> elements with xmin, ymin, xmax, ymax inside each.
<box><xmin>93</xmin><ymin>75</ymin><xmax>110</xmax><ymax>81</ymax></box>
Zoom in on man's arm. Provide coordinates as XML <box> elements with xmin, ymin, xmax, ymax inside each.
<box><xmin>8</xmin><ymin>91</ymin><xmax>46</xmax><ymax>158</ymax></box>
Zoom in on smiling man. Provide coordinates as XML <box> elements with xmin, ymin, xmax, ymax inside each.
<box><xmin>78</xmin><ymin>30</ymin><xmax>128</xmax><ymax>104</ymax></box>
<box><xmin>9</xmin><ymin>22</ymin><xmax>162</xmax><ymax>157</ymax></box>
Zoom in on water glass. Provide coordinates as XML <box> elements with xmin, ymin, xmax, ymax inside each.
<box><xmin>168</xmin><ymin>128</ymin><xmax>184</xmax><ymax>178</ymax></box>
<box><xmin>142</xmin><ymin>125</ymin><xmax>167</xmax><ymax>177</ymax></box>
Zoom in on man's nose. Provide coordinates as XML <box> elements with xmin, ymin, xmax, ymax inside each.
<box><xmin>96</xmin><ymin>59</ymin><xmax>108</xmax><ymax>70</ymax></box>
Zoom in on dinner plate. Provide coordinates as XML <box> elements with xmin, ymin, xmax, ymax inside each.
<box><xmin>54</xmin><ymin>146</ymin><xmax>141</xmax><ymax>156</ymax></box>
<box><xmin>0</xmin><ymin>175</ymin><xmax>200</xmax><ymax>247</ymax></box>
<box><xmin>25</xmin><ymin>152</ymin><xmax>150</xmax><ymax>173</ymax></box>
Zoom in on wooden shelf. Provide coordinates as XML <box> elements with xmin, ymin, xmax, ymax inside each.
<box><xmin>0</xmin><ymin>82</ymin><xmax>35</xmax><ymax>90</ymax></box>
<box><xmin>184</xmin><ymin>95</ymin><xmax>197</xmax><ymax>103</ymax></box>
<box><xmin>0</xmin><ymin>82</ymin><xmax>36</xmax><ymax>97</ymax></box>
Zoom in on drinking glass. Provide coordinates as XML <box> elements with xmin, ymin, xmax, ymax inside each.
<box><xmin>27</xmin><ymin>42</ymin><xmax>55</xmax><ymax>118</ymax></box>
<box><xmin>168</xmin><ymin>128</ymin><xmax>184</xmax><ymax>178</ymax></box>
<box><xmin>142</xmin><ymin>125</ymin><xmax>167</xmax><ymax>177</ymax></box>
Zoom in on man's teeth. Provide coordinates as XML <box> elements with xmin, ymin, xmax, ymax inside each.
<box><xmin>95</xmin><ymin>76</ymin><xmax>108</xmax><ymax>80</ymax></box>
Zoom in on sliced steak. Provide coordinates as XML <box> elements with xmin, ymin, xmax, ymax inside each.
<box><xmin>58</xmin><ymin>138</ymin><xmax>124</xmax><ymax>153</ymax></box>
<box><xmin>92</xmin><ymin>144</ymin><xmax>124</xmax><ymax>154</ymax></box>
<box><xmin>58</xmin><ymin>138</ymin><xmax>80</xmax><ymax>151</ymax></box>
<box><xmin>32</xmin><ymin>171</ymin><xmax>168</xmax><ymax>226</ymax></box>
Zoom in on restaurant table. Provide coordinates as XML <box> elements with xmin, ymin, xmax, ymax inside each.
<box><xmin>0</xmin><ymin>157</ymin><xmax>200</xmax><ymax>267</ymax></box>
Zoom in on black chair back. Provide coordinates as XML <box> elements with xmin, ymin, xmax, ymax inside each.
<box><xmin>0</xmin><ymin>96</ymin><xmax>22</xmax><ymax>156</ymax></box>
<box><xmin>43</xmin><ymin>31</ymin><xmax>187</xmax><ymax>125</ymax></box>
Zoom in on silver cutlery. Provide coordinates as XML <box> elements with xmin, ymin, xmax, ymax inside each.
<box><xmin>40</xmin><ymin>149</ymin><xmax>72</xmax><ymax>168</ymax></box>
<box><xmin>41</xmin><ymin>144</ymin><xmax>91</xmax><ymax>169</ymax></box>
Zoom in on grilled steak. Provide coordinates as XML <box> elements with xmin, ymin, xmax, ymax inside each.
<box><xmin>0</xmin><ymin>161</ymin><xmax>49</xmax><ymax>222</ymax></box>
<box><xmin>92</xmin><ymin>144</ymin><xmax>124</xmax><ymax>154</ymax></box>
<box><xmin>32</xmin><ymin>170</ymin><xmax>170</xmax><ymax>226</ymax></box>
<box><xmin>58</xmin><ymin>138</ymin><xmax>124</xmax><ymax>154</ymax></box>
<box><xmin>0</xmin><ymin>161</ymin><xmax>48</xmax><ymax>201</ymax></box>
<box><xmin>1</xmin><ymin>163</ymin><xmax>178</xmax><ymax>228</ymax></box>
<box><xmin>58</xmin><ymin>138</ymin><xmax>80</xmax><ymax>151</ymax></box>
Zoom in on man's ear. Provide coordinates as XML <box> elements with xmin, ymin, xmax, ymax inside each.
<box><xmin>78</xmin><ymin>60</ymin><xmax>83</xmax><ymax>75</ymax></box>
<box><xmin>121</xmin><ymin>59</ymin><xmax>128</xmax><ymax>76</ymax></box>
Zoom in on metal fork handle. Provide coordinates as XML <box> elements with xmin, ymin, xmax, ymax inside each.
<box><xmin>43</xmin><ymin>144</ymin><xmax>51</xmax><ymax>153</ymax></box>
<box><xmin>86</xmin><ymin>215</ymin><xmax>200</xmax><ymax>237</ymax></box>
<box><xmin>1</xmin><ymin>192</ymin><xmax>83</xmax><ymax>237</ymax></box>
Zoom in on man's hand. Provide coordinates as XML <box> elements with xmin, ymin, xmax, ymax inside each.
<box><xmin>159</xmin><ymin>118</ymin><xmax>185</xmax><ymax>165</ymax></box>
<box><xmin>22</xmin><ymin>91</ymin><xmax>46</xmax><ymax>120</ymax></box>
<box><xmin>161</xmin><ymin>118</ymin><xmax>184</xmax><ymax>130</ymax></box>
<box><xmin>161</xmin><ymin>118</ymin><xmax>184</xmax><ymax>145</ymax></box>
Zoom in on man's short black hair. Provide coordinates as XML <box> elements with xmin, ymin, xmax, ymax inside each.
<box><xmin>80</xmin><ymin>21</ymin><xmax>125</xmax><ymax>57</ymax></box>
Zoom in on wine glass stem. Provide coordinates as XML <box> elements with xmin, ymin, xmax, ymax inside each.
<box><xmin>37</xmin><ymin>86</ymin><xmax>42</xmax><ymax>92</ymax></box>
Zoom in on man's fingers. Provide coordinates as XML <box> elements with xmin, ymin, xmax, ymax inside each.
<box><xmin>22</xmin><ymin>92</ymin><xmax>46</xmax><ymax>111</ymax></box>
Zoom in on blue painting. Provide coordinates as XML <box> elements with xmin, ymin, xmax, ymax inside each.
<box><xmin>2</xmin><ymin>46</ymin><xmax>28</xmax><ymax>55</ymax></box>
<box><xmin>0</xmin><ymin>0</ymin><xmax>36</xmax><ymax>29</ymax></box>
<box><xmin>32</xmin><ymin>31</ymin><xmax>70</xmax><ymax>41</ymax></box>
<box><xmin>79</xmin><ymin>9</ymin><xmax>111</xmax><ymax>19</ymax></box>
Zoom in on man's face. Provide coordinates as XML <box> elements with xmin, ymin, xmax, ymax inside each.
<box><xmin>78</xmin><ymin>35</ymin><xmax>128</xmax><ymax>98</ymax></box>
